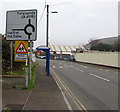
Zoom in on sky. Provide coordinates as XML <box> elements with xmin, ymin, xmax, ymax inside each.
<box><xmin>0</xmin><ymin>0</ymin><xmax>119</xmax><ymax>48</ymax></box>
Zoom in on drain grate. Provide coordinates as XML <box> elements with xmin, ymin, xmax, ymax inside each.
<box><xmin>5</xmin><ymin>104</ymin><xmax>24</xmax><ymax>110</ymax></box>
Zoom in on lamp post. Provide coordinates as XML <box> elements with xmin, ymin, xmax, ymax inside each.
<box><xmin>46</xmin><ymin>5</ymin><xmax>49</xmax><ymax>47</ymax></box>
<box><xmin>46</xmin><ymin>5</ymin><xmax>58</xmax><ymax>47</ymax></box>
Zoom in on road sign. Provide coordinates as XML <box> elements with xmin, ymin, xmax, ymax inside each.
<box><xmin>16</xmin><ymin>42</ymin><xmax>28</xmax><ymax>53</ymax></box>
<box><xmin>6</xmin><ymin>9</ymin><xmax>37</xmax><ymax>41</ymax></box>
<box><xmin>15</xmin><ymin>54</ymin><xmax>28</xmax><ymax>62</ymax></box>
<box><xmin>14</xmin><ymin>41</ymin><xmax>28</xmax><ymax>62</ymax></box>
<box><xmin>15</xmin><ymin>41</ymin><xmax>28</xmax><ymax>54</ymax></box>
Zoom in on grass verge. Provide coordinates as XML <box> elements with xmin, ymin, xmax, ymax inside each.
<box><xmin>27</xmin><ymin>62</ymin><xmax>38</xmax><ymax>89</ymax></box>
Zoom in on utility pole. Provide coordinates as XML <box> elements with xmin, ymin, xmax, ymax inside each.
<box><xmin>46</xmin><ymin>5</ymin><xmax>49</xmax><ymax>47</ymax></box>
<box><xmin>46</xmin><ymin>5</ymin><xmax>57</xmax><ymax>47</ymax></box>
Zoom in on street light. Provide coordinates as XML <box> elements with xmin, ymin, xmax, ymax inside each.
<box><xmin>51</xmin><ymin>11</ymin><xmax>58</xmax><ymax>13</ymax></box>
<box><xmin>46</xmin><ymin>5</ymin><xmax>58</xmax><ymax>47</ymax></box>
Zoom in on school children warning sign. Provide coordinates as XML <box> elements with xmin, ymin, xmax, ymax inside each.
<box><xmin>16</xmin><ymin>42</ymin><xmax>28</xmax><ymax>53</ymax></box>
<box><xmin>15</xmin><ymin>41</ymin><xmax>28</xmax><ymax>54</ymax></box>
<box><xmin>14</xmin><ymin>41</ymin><xmax>28</xmax><ymax>62</ymax></box>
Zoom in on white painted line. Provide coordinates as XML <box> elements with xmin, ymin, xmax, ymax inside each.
<box><xmin>22</xmin><ymin>90</ymin><xmax>32</xmax><ymax>110</ymax></box>
<box><xmin>99</xmin><ymin>69</ymin><xmax>103</xmax><ymax>70</ymax></box>
<box><xmin>53</xmin><ymin>66</ymin><xmax>56</xmax><ymax>68</ymax></box>
<box><xmin>51</xmin><ymin>68</ymin><xmax>87</xmax><ymax>111</ymax></box>
<box><xmin>59</xmin><ymin>62</ymin><xmax>63</xmax><ymax>65</ymax></box>
<box><xmin>52</xmin><ymin>70</ymin><xmax>87</xmax><ymax>111</ymax></box>
<box><xmin>64</xmin><ymin>65</ymin><xmax>69</xmax><ymax>68</ymax></box>
<box><xmin>59</xmin><ymin>66</ymin><xmax>63</xmax><ymax>68</ymax></box>
<box><xmin>70</xmin><ymin>65</ymin><xmax>74</xmax><ymax>67</ymax></box>
<box><xmin>89</xmin><ymin>73</ymin><xmax>110</xmax><ymax>82</ymax></box>
<box><xmin>81</xmin><ymin>65</ymin><xmax>87</xmax><ymax>68</ymax></box>
<box><xmin>71</xmin><ymin>66</ymin><xmax>84</xmax><ymax>72</ymax></box>
<box><xmin>53</xmin><ymin>75</ymin><xmax>74</xmax><ymax>112</ymax></box>
<box><xmin>105</xmin><ymin>70</ymin><xmax>109</xmax><ymax>71</ymax></box>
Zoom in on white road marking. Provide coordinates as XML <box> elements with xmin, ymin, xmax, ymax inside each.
<box><xmin>105</xmin><ymin>70</ymin><xmax>109</xmax><ymax>71</ymax></box>
<box><xmin>81</xmin><ymin>65</ymin><xmax>87</xmax><ymax>68</ymax></box>
<box><xmin>63</xmin><ymin>65</ymin><xmax>69</xmax><ymax>68</ymax></box>
<box><xmin>52</xmin><ymin>74</ymin><xmax>73</xmax><ymax>112</ymax></box>
<box><xmin>51</xmin><ymin>69</ymin><xmax>87</xmax><ymax>111</ymax></box>
<box><xmin>99</xmin><ymin>69</ymin><xmax>109</xmax><ymax>72</ymax></box>
<box><xmin>99</xmin><ymin>69</ymin><xmax>103</xmax><ymax>70</ymax></box>
<box><xmin>89</xmin><ymin>73</ymin><xmax>110</xmax><ymax>82</ymax></box>
<box><xmin>59</xmin><ymin>62</ymin><xmax>62</xmax><ymax>65</ymax></box>
<box><xmin>53</xmin><ymin>66</ymin><xmax>56</xmax><ymax>68</ymax></box>
<box><xmin>59</xmin><ymin>66</ymin><xmax>63</xmax><ymax>68</ymax></box>
<box><xmin>71</xmin><ymin>66</ymin><xmax>84</xmax><ymax>72</ymax></box>
<box><xmin>70</xmin><ymin>65</ymin><xmax>74</xmax><ymax>67</ymax></box>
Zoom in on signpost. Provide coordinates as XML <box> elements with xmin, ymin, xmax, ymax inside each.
<box><xmin>6</xmin><ymin>9</ymin><xmax>37</xmax><ymax>85</ymax></box>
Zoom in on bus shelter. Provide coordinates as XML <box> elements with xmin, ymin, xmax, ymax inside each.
<box><xmin>36</xmin><ymin>46</ymin><xmax>50</xmax><ymax>76</ymax></box>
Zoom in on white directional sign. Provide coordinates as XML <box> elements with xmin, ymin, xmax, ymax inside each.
<box><xmin>6</xmin><ymin>9</ymin><xmax>37</xmax><ymax>41</ymax></box>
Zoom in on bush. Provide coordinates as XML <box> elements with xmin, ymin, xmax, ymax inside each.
<box><xmin>91</xmin><ymin>43</ymin><xmax>114</xmax><ymax>52</ymax></box>
<box><xmin>2</xmin><ymin>36</ymin><xmax>11</xmax><ymax>73</ymax></box>
<box><xmin>2</xmin><ymin>36</ymin><xmax>24</xmax><ymax>74</ymax></box>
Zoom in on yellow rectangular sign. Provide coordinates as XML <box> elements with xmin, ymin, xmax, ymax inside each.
<box><xmin>14</xmin><ymin>41</ymin><xmax>28</xmax><ymax>62</ymax></box>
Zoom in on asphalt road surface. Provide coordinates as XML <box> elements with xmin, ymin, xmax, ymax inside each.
<box><xmin>41</xmin><ymin>59</ymin><xmax>118</xmax><ymax>111</ymax></box>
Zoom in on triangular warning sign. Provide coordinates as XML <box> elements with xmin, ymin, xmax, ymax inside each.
<box><xmin>16</xmin><ymin>42</ymin><xmax>28</xmax><ymax>53</ymax></box>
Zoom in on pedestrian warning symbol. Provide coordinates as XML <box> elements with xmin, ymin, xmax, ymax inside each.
<box><xmin>14</xmin><ymin>41</ymin><xmax>28</xmax><ymax>62</ymax></box>
<box><xmin>15</xmin><ymin>41</ymin><xmax>28</xmax><ymax>54</ymax></box>
<box><xmin>16</xmin><ymin>42</ymin><xmax>28</xmax><ymax>53</ymax></box>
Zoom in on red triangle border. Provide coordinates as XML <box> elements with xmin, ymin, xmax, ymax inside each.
<box><xmin>16</xmin><ymin>42</ymin><xmax>28</xmax><ymax>53</ymax></box>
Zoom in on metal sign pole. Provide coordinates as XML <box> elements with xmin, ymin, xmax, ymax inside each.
<box><xmin>10</xmin><ymin>41</ymin><xmax>13</xmax><ymax>74</ymax></box>
<box><xmin>29</xmin><ymin>40</ymin><xmax>32</xmax><ymax>81</ymax></box>
<box><xmin>25</xmin><ymin>55</ymin><xmax>28</xmax><ymax>88</ymax></box>
<box><xmin>25</xmin><ymin>67</ymin><xmax>28</xmax><ymax>87</ymax></box>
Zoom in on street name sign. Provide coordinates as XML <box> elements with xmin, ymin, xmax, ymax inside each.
<box><xmin>6</xmin><ymin>9</ymin><xmax>37</xmax><ymax>41</ymax></box>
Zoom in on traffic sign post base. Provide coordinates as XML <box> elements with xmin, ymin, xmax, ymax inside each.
<box><xmin>25</xmin><ymin>67</ymin><xmax>28</xmax><ymax>88</ymax></box>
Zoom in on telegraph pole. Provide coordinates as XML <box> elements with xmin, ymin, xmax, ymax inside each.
<box><xmin>46</xmin><ymin>5</ymin><xmax>57</xmax><ymax>47</ymax></box>
<box><xmin>46</xmin><ymin>5</ymin><xmax>49</xmax><ymax>47</ymax></box>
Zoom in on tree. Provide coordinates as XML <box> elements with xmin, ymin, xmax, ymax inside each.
<box><xmin>113</xmin><ymin>39</ymin><xmax>120</xmax><ymax>52</ymax></box>
<box><xmin>2</xmin><ymin>35</ymin><xmax>11</xmax><ymax>73</ymax></box>
<box><xmin>2</xmin><ymin>35</ymin><xmax>24</xmax><ymax>74</ymax></box>
<box><xmin>91</xmin><ymin>43</ymin><xmax>114</xmax><ymax>51</ymax></box>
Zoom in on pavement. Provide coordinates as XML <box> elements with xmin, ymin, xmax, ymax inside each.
<box><xmin>2</xmin><ymin>60</ymin><xmax>69</xmax><ymax>111</ymax></box>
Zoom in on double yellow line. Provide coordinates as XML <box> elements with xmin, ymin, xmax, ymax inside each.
<box><xmin>51</xmin><ymin>68</ymin><xmax>87</xmax><ymax>112</ymax></box>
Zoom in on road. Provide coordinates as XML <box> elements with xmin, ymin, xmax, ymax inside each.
<box><xmin>41</xmin><ymin>59</ymin><xmax>118</xmax><ymax>111</ymax></box>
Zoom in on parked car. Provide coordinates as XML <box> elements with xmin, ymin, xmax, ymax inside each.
<box><xmin>40</xmin><ymin>56</ymin><xmax>46</xmax><ymax>59</ymax></box>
